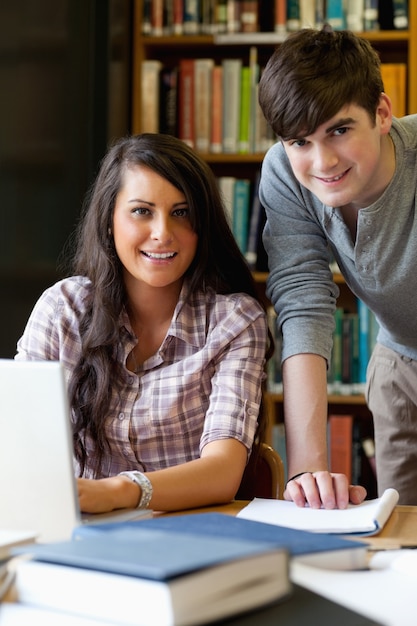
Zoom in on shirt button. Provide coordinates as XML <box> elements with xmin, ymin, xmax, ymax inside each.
<box><xmin>123</xmin><ymin>448</ymin><xmax>130</xmax><ymax>456</ymax></box>
<box><xmin>128</xmin><ymin>376</ymin><xmax>135</xmax><ymax>385</ymax></box>
<box><xmin>118</xmin><ymin>412</ymin><xmax>125</xmax><ymax>421</ymax></box>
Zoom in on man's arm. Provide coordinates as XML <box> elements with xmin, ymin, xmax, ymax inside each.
<box><xmin>282</xmin><ymin>353</ymin><xmax>366</xmax><ymax>508</ymax></box>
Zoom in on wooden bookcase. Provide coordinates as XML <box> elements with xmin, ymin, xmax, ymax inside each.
<box><xmin>130</xmin><ymin>0</ymin><xmax>416</xmax><ymax>495</ymax></box>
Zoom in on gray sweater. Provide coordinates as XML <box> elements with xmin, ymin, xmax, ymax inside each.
<box><xmin>260</xmin><ymin>115</ymin><xmax>417</xmax><ymax>363</ymax></box>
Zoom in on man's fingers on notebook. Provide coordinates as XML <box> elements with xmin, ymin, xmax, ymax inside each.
<box><xmin>348</xmin><ymin>484</ymin><xmax>367</xmax><ymax>505</ymax></box>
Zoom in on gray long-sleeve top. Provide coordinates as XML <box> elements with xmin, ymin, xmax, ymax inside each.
<box><xmin>260</xmin><ymin>115</ymin><xmax>417</xmax><ymax>364</ymax></box>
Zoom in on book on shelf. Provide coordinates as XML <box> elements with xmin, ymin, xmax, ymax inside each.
<box><xmin>15</xmin><ymin>517</ymin><xmax>291</xmax><ymax>626</ymax></box>
<box><xmin>380</xmin><ymin>63</ymin><xmax>406</xmax><ymax>118</ymax></box>
<box><xmin>215</xmin><ymin>0</ymin><xmax>228</xmax><ymax>33</ymax></box>
<box><xmin>172</xmin><ymin>0</ymin><xmax>185</xmax><ymax>34</ymax></box>
<box><xmin>222</xmin><ymin>57</ymin><xmax>242</xmax><ymax>154</ymax></box>
<box><xmin>245</xmin><ymin>169</ymin><xmax>263</xmax><ymax>268</ymax></box>
<box><xmin>183</xmin><ymin>0</ymin><xmax>200</xmax><ymax>34</ymax></box>
<box><xmin>299</xmin><ymin>0</ymin><xmax>316</xmax><ymax>27</ymax></box>
<box><xmin>240</xmin><ymin>0</ymin><xmax>259</xmax><ymax>32</ymax></box>
<box><xmin>226</xmin><ymin>0</ymin><xmax>240</xmax><ymax>32</ymax></box>
<box><xmin>346</xmin><ymin>0</ymin><xmax>364</xmax><ymax>31</ymax></box>
<box><xmin>392</xmin><ymin>0</ymin><xmax>408</xmax><ymax>29</ymax></box>
<box><xmin>72</xmin><ymin>512</ymin><xmax>370</xmax><ymax>571</ymax></box>
<box><xmin>178</xmin><ymin>58</ymin><xmax>195</xmax><ymax>149</ymax></box>
<box><xmin>266</xmin><ymin>305</ymin><xmax>283</xmax><ymax>392</ymax></box>
<box><xmin>141</xmin><ymin>59</ymin><xmax>162</xmax><ymax>133</ymax></box>
<box><xmin>329</xmin><ymin>414</ymin><xmax>354</xmax><ymax>483</ymax></box>
<box><xmin>151</xmin><ymin>0</ymin><xmax>164</xmax><ymax>35</ymax></box>
<box><xmin>326</xmin><ymin>0</ymin><xmax>345</xmax><ymax>30</ymax></box>
<box><xmin>159</xmin><ymin>66</ymin><xmax>178</xmax><ymax>136</ymax></box>
<box><xmin>274</xmin><ymin>0</ymin><xmax>287</xmax><ymax>33</ymax></box>
<box><xmin>286</xmin><ymin>0</ymin><xmax>301</xmax><ymax>31</ymax></box>
<box><xmin>364</xmin><ymin>0</ymin><xmax>379</xmax><ymax>30</ymax></box>
<box><xmin>248</xmin><ymin>45</ymin><xmax>260</xmax><ymax>152</ymax></box>
<box><xmin>238</xmin><ymin>65</ymin><xmax>251</xmax><ymax>153</ymax></box>
<box><xmin>142</xmin><ymin>0</ymin><xmax>152</xmax><ymax>34</ymax></box>
<box><xmin>194</xmin><ymin>58</ymin><xmax>214</xmax><ymax>153</ymax></box>
<box><xmin>210</xmin><ymin>64</ymin><xmax>223</xmax><ymax>153</ymax></box>
<box><xmin>232</xmin><ymin>177</ymin><xmax>251</xmax><ymax>254</ymax></box>
<box><xmin>217</xmin><ymin>175</ymin><xmax>236</xmax><ymax>225</ymax></box>
<box><xmin>238</xmin><ymin>488</ymin><xmax>399</xmax><ymax>536</ymax></box>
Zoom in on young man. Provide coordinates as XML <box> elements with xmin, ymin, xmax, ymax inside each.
<box><xmin>258</xmin><ymin>26</ymin><xmax>417</xmax><ymax>507</ymax></box>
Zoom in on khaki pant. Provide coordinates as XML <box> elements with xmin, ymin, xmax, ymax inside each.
<box><xmin>366</xmin><ymin>343</ymin><xmax>417</xmax><ymax>505</ymax></box>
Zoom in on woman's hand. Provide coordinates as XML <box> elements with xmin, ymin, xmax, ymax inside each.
<box><xmin>77</xmin><ymin>476</ymin><xmax>140</xmax><ymax>513</ymax></box>
<box><xmin>284</xmin><ymin>470</ymin><xmax>367</xmax><ymax>509</ymax></box>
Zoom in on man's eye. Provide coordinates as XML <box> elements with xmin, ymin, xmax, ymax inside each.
<box><xmin>289</xmin><ymin>139</ymin><xmax>307</xmax><ymax>148</ymax></box>
<box><xmin>334</xmin><ymin>127</ymin><xmax>348</xmax><ymax>136</ymax></box>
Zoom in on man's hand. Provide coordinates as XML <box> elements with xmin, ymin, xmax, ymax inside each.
<box><xmin>284</xmin><ymin>470</ymin><xmax>367</xmax><ymax>509</ymax></box>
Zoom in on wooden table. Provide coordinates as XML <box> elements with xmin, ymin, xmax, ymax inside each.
<box><xmin>157</xmin><ymin>500</ymin><xmax>417</xmax><ymax>549</ymax></box>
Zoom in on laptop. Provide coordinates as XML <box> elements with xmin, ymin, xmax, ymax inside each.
<box><xmin>0</xmin><ymin>359</ymin><xmax>151</xmax><ymax>543</ymax></box>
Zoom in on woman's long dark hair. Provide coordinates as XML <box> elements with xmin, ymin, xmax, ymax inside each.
<box><xmin>68</xmin><ymin>133</ymin><xmax>272</xmax><ymax>476</ymax></box>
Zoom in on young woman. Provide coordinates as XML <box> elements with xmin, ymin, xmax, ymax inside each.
<box><xmin>15</xmin><ymin>133</ymin><xmax>270</xmax><ymax>514</ymax></box>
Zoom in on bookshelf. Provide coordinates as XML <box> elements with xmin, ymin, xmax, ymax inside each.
<box><xmin>131</xmin><ymin>0</ymin><xmax>416</xmax><ymax>495</ymax></box>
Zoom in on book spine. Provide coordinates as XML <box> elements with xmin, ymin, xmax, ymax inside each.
<box><xmin>346</xmin><ymin>0</ymin><xmax>364</xmax><ymax>31</ymax></box>
<box><xmin>217</xmin><ymin>176</ymin><xmax>236</xmax><ymax>225</ymax></box>
<box><xmin>142</xmin><ymin>0</ymin><xmax>152</xmax><ymax>34</ymax></box>
<box><xmin>329</xmin><ymin>307</ymin><xmax>343</xmax><ymax>392</ymax></box>
<box><xmin>274</xmin><ymin>0</ymin><xmax>287</xmax><ymax>32</ymax></box>
<box><xmin>286</xmin><ymin>0</ymin><xmax>300</xmax><ymax>31</ymax></box>
<box><xmin>184</xmin><ymin>0</ymin><xmax>201</xmax><ymax>33</ymax></box>
<box><xmin>240</xmin><ymin>0</ymin><xmax>259</xmax><ymax>32</ymax></box>
<box><xmin>178</xmin><ymin>59</ymin><xmax>195</xmax><ymax>148</ymax></box>
<box><xmin>329</xmin><ymin>414</ymin><xmax>353</xmax><ymax>482</ymax></box>
<box><xmin>141</xmin><ymin>60</ymin><xmax>162</xmax><ymax>133</ymax></box>
<box><xmin>226</xmin><ymin>0</ymin><xmax>241</xmax><ymax>32</ymax></box>
<box><xmin>215</xmin><ymin>0</ymin><xmax>228</xmax><ymax>32</ymax></box>
<box><xmin>393</xmin><ymin>0</ymin><xmax>408</xmax><ymax>29</ymax></box>
<box><xmin>232</xmin><ymin>178</ymin><xmax>251</xmax><ymax>254</ymax></box>
<box><xmin>363</xmin><ymin>0</ymin><xmax>379</xmax><ymax>30</ymax></box>
<box><xmin>222</xmin><ymin>58</ymin><xmax>242</xmax><ymax>154</ymax></box>
<box><xmin>357</xmin><ymin>298</ymin><xmax>370</xmax><ymax>385</ymax></box>
<box><xmin>238</xmin><ymin>65</ymin><xmax>251</xmax><ymax>153</ymax></box>
<box><xmin>248</xmin><ymin>46</ymin><xmax>259</xmax><ymax>153</ymax></box>
<box><xmin>151</xmin><ymin>0</ymin><xmax>164</xmax><ymax>35</ymax></box>
<box><xmin>173</xmin><ymin>0</ymin><xmax>185</xmax><ymax>34</ymax></box>
<box><xmin>194</xmin><ymin>59</ymin><xmax>214</xmax><ymax>153</ymax></box>
<box><xmin>299</xmin><ymin>0</ymin><xmax>316</xmax><ymax>27</ymax></box>
<box><xmin>380</xmin><ymin>63</ymin><xmax>406</xmax><ymax>117</ymax></box>
<box><xmin>315</xmin><ymin>0</ymin><xmax>325</xmax><ymax>27</ymax></box>
<box><xmin>245</xmin><ymin>170</ymin><xmax>261</xmax><ymax>268</ymax></box>
<box><xmin>326</xmin><ymin>0</ymin><xmax>346</xmax><ymax>30</ymax></box>
<box><xmin>210</xmin><ymin>65</ymin><xmax>223</xmax><ymax>153</ymax></box>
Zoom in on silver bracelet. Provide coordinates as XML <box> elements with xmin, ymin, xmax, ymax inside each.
<box><xmin>119</xmin><ymin>471</ymin><xmax>153</xmax><ymax>509</ymax></box>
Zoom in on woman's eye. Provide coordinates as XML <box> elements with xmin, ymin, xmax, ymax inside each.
<box><xmin>173</xmin><ymin>208</ymin><xmax>189</xmax><ymax>217</ymax></box>
<box><xmin>133</xmin><ymin>207</ymin><xmax>150</xmax><ymax>215</ymax></box>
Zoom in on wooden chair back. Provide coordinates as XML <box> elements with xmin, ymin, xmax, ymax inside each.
<box><xmin>235</xmin><ymin>442</ymin><xmax>285</xmax><ymax>500</ymax></box>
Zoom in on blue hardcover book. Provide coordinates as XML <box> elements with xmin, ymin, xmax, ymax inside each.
<box><xmin>72</xmin><ymin>512</ymin><xmax>369</xmax><ymax>571</ymax></box>
<box><xmin>15</xmin><ymin>521</ymin><xmax>290</xmax><ymax>626</ymax></box>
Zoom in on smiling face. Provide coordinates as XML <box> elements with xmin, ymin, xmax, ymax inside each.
<box><xmin>112</xmin><ymin>164</ymin><xmax>198</xmax><ymax>295</ymax></box>
<box><xmin>281</xmin><ymin>96</ymin><xmax>394</xmax><ymax>210</ymax></box>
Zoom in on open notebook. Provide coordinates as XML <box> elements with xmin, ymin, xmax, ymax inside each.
<box><xmin>237</xmin><ymin>488</ymin><xmax>399</xmax><ymax>536</ymax></box>
<box><xmin>0</xmin><ymin>359</ymin><xmax>150</xmax><ymax>543</ymax></box>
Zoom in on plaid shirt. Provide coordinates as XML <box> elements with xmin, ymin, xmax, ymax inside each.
<box><xmin>16</xmin><ymin>277</ymin><xmax>268</xmax><ymax>478</ymax></box>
